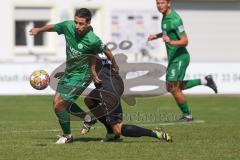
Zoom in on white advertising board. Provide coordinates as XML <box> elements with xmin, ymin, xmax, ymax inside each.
<box><xmin>0</xmin><ymin>62</ymin><xmax>239</xmax><ymax>95</ymax></box>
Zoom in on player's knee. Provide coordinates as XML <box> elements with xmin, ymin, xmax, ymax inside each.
<box><xmin>167</xmin><ymin>82</ymin><xmax>180</xmax><ymax>94</ymax></box>
<box><xmin>53</xmin><ymin>98</ymin><xmax>58</xmax><ymax>109</ymax></box>
<box><xmin>53</xmin><ymin>100</ymin><xmax>61</xmax><ymax>110</ymax></box>
<box><xmin>53</xmin><ymin>93</ymin><xmax>59</xmax><ymax>108</ymax></box>
<box><xmin>53</xmin><ymin>97</ymin><xmax>66</xmax><ymax>110</ymax></box>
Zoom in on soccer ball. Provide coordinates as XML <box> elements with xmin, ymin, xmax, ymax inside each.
<box><xmin>30</xmin><ymin>70</ymin><xmax>50</xmax><ymax>90</ymax></box>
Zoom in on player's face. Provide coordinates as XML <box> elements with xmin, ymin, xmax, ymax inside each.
<box><xmin>74</xmin><ymin>16</ymin><xmax>90</xmax><ymax>35</ymax></box>
<box><xmin>156</xmin><ymin>0</ymin><xmax>170</xmax><ymax>14</ymax></box>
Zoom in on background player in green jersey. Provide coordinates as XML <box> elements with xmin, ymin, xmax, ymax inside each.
<box><xmin>30</xmin><ymin>8</ymin><xmax>104</xmax><ymax>144</ymax></box>
<box><xmin>148</xmin><ymin>0</ymin><xmax>218</xmax><ymax>121</ymax></box>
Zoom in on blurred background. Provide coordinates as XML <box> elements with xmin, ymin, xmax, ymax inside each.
<box><xmin>0</xmin><ymin>0</ymin><xmax>240</xmax><ymax>95</ymax></box>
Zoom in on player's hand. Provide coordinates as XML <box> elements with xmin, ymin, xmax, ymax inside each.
<box><xmin>147</xmin><ymin>34</ymin><xmax>157</xmax><ymax>41</ymax></box>
<box><xmin>93</xmin><ymin>75</ymin><xmax>102</xmax><ymax>84</ymax></box>
<box><xmin>54</xmin><ymin>72</ymin><xmax>65</xmax><ymax>79</ymax></box>
<box><xmin>162</xmin><ymin>35</ymin><xmax>171</xmax><ymax>43</ymax></box>
<box><xmin>29</xmin><ymin>28</ymin><xmax>40</xmax><ymax>36</ymax></box>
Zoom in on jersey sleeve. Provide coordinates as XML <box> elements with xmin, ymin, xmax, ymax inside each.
<box><xmin>89</xmin><ymin>39</ymin><xmax>103</xmax><ymax>55</ymax></box>
<box><xmin>173</xmin><ymin>19</ymin><xmax>186</xmax><ymax>37</ymax></box>
<box><xmin>98</xmin><ymin>43</ymin><xmax>106</xmax><ymax>54</ymax></box>
<box><xmin>53</xmin><ymin>21</ymin><xmax>68</xmax><ymax>35</ymax></box>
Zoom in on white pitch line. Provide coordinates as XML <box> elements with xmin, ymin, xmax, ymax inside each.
<box><xmin>1</xmin><ymin>129</ymin><xmax>61</xmax><ymax>133</ymax></box>
<box><xmin>0</xmin><ymin>120</ymin><xmax>205</xmax><ymax>134</ymax></box>
<box><xmin>142</xmin><ymin>120</ymin><xmax>205</xmax><ymax>126</ymax></box>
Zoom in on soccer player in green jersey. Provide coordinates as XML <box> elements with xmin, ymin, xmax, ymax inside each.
<box><xmin>148</xmin><ymin>0</ymin><xmax>218</xmax><ymax>121</ymax></box>
<box><xmin>30</xmin><ymin>8</ymin><xmax>106</xmax><ymax>144</ymax></box>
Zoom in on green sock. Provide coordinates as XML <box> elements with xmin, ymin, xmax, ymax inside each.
<box><xmin>55</xmin><ymin>109</ymin><xmax>71</xmax><ymax>134</ymax></box>
<box><xmin>67</xmin><ymin>103</ymin><xmax>86</xmax><ymax>119</ymax></box>
<box><xmin>182</xmin><ymin>79</ymin><xmax>201</xmax><ymax>90</ymax></box>
<box><xmin>178</xmin><ymin>101</ymin><xmax>191</xmax><ymax>115</ymax></box>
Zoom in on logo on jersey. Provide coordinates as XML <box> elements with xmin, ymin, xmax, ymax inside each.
<box><xmin>162</xmin><ymin>24</ymin><xmax>167</xmax><ymax>34</ymax></box>
<box><xmin>78</xmin><ymin>43</ymin><xmax>83</xmax><ymax>49</ymax></box>
<box><xmin>163</xmin><ymin>24</ymin><xmax>167</xmax><ymax>29</ymax></box>
<box><xmin>171</xmin><ymin>69</ymin><xmax>176</xmax><ymax>78</ymax></box>
<box><xmin>178</xmin><ymin>25</ymin><xmax>185</xmax><ymax>33</ymax></box>
<box><xmin>69</xmin><ymin>46</ymin><xmax>82</xmax><ymax>57</ymax></box>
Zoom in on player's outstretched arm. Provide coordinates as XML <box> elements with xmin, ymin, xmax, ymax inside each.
<box><xmin>29</xmin><ymin>24</ymin><xmax>54</xmax><ymax>36</ymax></box>
<box><xmin>89</xmin><ymin>55</ymin><xmax>102</xmax><ymax>84</ymax></box>
<box><xmin>147</xmin><ymin>33</ymin><xmax>163</xmax><ymax>41</ymax></box>
<box><xmin>103</xmin><ymin>47</ymin><xmax>119</xmax><ymax>73</ymax></box>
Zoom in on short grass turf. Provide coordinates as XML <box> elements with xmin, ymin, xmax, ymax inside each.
<box><xmin>0</xmin><ymin>95</ymin><xmax>240</xmax><ymax>160</ymax></box>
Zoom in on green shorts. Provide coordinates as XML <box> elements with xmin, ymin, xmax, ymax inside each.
<box><xmin>166</xmin><ymin>54</ymin><xmax>190</xmax><ymax>82</ymax></box>
<box><xmin>57</xmin><ymin>73</ymin><xmax>92</xmax><ymax>102</ymax></box>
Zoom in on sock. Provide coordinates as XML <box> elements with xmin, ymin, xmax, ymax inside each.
<box><xmin>178</xmin><ymin>101</ymin><xmax>191</xmax><ymax>115</ymax></box>
<box><xmin>55</xmin><ymin>109</ymin><xmax>71</xmax><ymax>134</ymax></box>
<box><xmin>121</xmin><ymin>124</ymin><xmax>157</xmax><ymax>138</ymax></box>
<box><xmin>98</xmin><ymin>116</ymin><xmax>114</xmax><ymax>134</ymax></box>
<box><xmin>200</xmin><ymin>78</ymin><xmax>208</xmax><ymax>85</ymax></box>
<box><xmin>182</xmin><ymin>79</ymin><xmax>201</xmax><ymax>90</ymax></box>
<box><xmin>67</xmin><ymin>103</ymin><xmax>86</xmax><ymax>119</ymax></box>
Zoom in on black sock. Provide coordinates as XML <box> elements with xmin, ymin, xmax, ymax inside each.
<box><xmin>121</xmin><ymin>124</ymin><xmax>157</xmax><ymax>138</ymax></box>
<box><xmin>98</xmin><ymin>116</ymin><xmax>113</xmax><ymax>134</ymax></box>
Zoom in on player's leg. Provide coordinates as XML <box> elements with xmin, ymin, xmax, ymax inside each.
<box><xmin>100</xmin><ymin>101</ymin><xmax>122</xmax><ymax>142</ymax></box>
<box><xmin>166</xmin><ymin>82</ymin><xmax>193</xmax><ymax>121</ymax></box>
<box><xmin>82</xmin><ymin>90</ymin><xmax>113</xmax><ymax>135</ymax></box>
<box><xmin>57</xmin><ymin>76</ymin><xmax>87</xmax><ymax>120</ymax></box>
<box><xmin>104</xmin><ymin>102</ymin><xmax>159</xmax><ymax>141</ymax></box>
<box><xmin>54</xmin><ymin>75</ymin><xmax>92</xmax><ymax>143</ymax></box>
<box><xmin>82</xmin><ymin>88</ymin><xmax>122</xmax><ymax>140</ymax></box>
<box><xmin>66</xmin><ymin>102</ymin><xmax>86</xmax><ymax>119</ymax></box>
<box><xmin>110</xmin><ymin>122</ymin><xmax>172</xmax><ymax>142</ymax></box>
<box><xmin>85</xmin><ymin>64</ymin><xmax>122</xmax><ymax>138</ymax></box>
<box><xmin>102</xmin><ymin>101</ymin><xmax>172</xmax><ymax>142</ymax></box>
<box><xmin>177</xmin><ymin>55</ymin><xmax>217</xmax><ymax>93</ymax></box>
<box><xmin>181</xmin><ymin>79</ymin><xmax>201</xmax><ymax>90</ymax></box>
<box><xmin>63</xmin><ymin>86</ymin><xmax>94</xmax><ymax>121</ymax></box>
<box><xmin>166</xmin><ymin>59</ymin><xmax>193</xmax><ymax>121</ymax></box>
<box><xmin>53</xmin><ymin>92</ymin><xmax>73</xmax><ymax>144</ymax></box>
<box><xmin>99</xmin><ymin>67</ymin><xmax>125</xmax><ymax>141</ymax></box>
<box><xmin>181</xmin><ymin>76</ymin><xmax>217</xmax><ymax>93</ymax></box>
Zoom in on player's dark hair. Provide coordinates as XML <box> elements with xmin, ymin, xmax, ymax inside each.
<box><xmin>89</xmin><ymin>25</ymin><xmax>94</xmax><ymax>31</ymax></box>
<box><xmin>75</xmin><ymin>8</ymin><xmax>92</xmax><ymax>22</ymax></box>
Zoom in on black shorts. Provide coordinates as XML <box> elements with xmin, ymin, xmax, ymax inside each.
<box><xmin>90</xmin><ymin>64</ymin><xmax>124</xmax><ymax>125</ymax></box>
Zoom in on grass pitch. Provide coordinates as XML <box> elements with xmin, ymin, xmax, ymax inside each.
<box><xmin>0</xmin><ymin>95</ymin><xmax>240</xmax><ymax>160</ymax></box>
